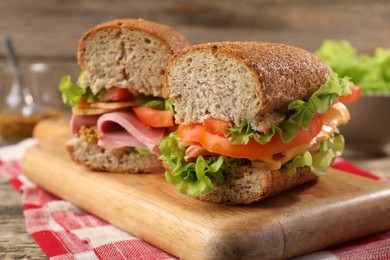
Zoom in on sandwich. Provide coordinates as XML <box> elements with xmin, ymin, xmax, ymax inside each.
<box><xmin>160</xmin><ymin>42</ymin><xmax>360</xmax><ymax>205</ymax></box>
<box><xmin>59</xmin><ymin>18</ymin><xmax>190</xmax><ymax>173</ymax></box>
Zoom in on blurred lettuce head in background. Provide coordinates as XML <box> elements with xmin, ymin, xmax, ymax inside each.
<box><xmin>315</xmin><ymin>40</ymin><xmax>390</xmax><ymax>94</ymax></box>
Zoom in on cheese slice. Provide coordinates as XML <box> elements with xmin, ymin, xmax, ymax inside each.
<box><xmin>251</xmin><ymin>142</ymin><xmax>312</xmax><ymax>170</ymax></box>
<box><xmin>72</xmin><ymin>101</ymin><xmax>137</xmax><ymax>115</ymax></box>
<box><xmin>250</xmin><ymin>102</ymin><xmax>350</xmax><ymax>170</ymax></box>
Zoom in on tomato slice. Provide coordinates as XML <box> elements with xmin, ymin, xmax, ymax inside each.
<box><xmin>338</xmin><ymin>85</ymin><xmax>362</xmax><ymax>103</ymax></box>
<box><xmin>178</xmin><ymin>115</ymin><xmax>323</xmax><ymax>159</ymax></box>
<box><xmin>203</xmin><ymin>118</ymin><xmax>232</xmax><ymax>136</ymax></box>
<box><xmin>100</xmin><ymin>87</ymin><xmax>133</xmax><ymax>102</ymax></box>
<box><xmin>79</xmin><ymin>98</ymin><xmax>91</xmax><ymax>106</ymax></box>
<box><xmin>133</xmin><ymin>106</ymin><xmax>175</xmax><ymax>128</ymax></box>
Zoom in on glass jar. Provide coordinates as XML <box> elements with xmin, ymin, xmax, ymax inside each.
<box><xmin>0</xmin><ymin>62</ymin><xmax>72</xmax><ymax>144</ymax></box>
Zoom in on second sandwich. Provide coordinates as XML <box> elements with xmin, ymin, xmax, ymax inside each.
<box><xmin>59</xmin><ymin>18</ymin><xmax>189</xmax><ymax>173</ymax></box>
<box><xmin>160</xmin><ymin>42</ymin><xmax>360</xmax><ymax>205</ymax></box>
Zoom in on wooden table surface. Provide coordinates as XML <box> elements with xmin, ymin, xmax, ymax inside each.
<box><xmin>1</xmin><ymin>152</ymin><xmax>389</xmax><ymax>259</ymax></box>
<box><xmin>0</xmin><ymin>174</ymin><xmax>47</xmax><ymax>259</ymax></box>
<box><xmin>0</xmin><ymin>0</ymin><xmax>389</xmax><ymax>258</ymax></box>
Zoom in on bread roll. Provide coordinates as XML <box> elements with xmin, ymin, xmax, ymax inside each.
<box><xmin>165</xmin><ymin>42</ymin><xmax>331</xmax><ymax>131</ymax></box>
<box><xmin>67</xmin><ymin>137</ymin><xmax>163</xmax><ymax>173</ymax></box>
<box><xmin>197</xmin><ymin>165</ymin><xmax>316</xmax><ymax>205</ymax></box>
<box><xmin>78</xmin><ymin>18</ymin><xmax>190</xmax><ymax>96</ymax></box>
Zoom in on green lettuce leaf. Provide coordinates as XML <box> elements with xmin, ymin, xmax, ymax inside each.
<box><xmin>59</xmin><ymin>72</ymin><xmax>174</xmax><ymax>109</ymax></box>
<box><xmin>58</xmin><ymin>74</ymin><xmax>105</xmax><ymax>106</ymax></box>
<box><xmin>134</xmin><ymin>94</ymin><xmax>174</xmax><ymax>111</ymax></box>
<box><xmin>227</xmin><ymin>72</ymin><xmax>352</xmax><ymax>145</ymax></box>
<box><xmin>134</xmin><ymin>147</ymin><xmax>152</xmax><ymax>155</ymax></box>
<box><xmin>283</xmin><ymin>151</ymin><xmax>312</xmax><ymax>174</ymax></box>
<box><xmin>315</xmin><ymin>40</ymin><xmax>390</xmax><ymax>93</ymax></box>
<box><xmin>59</xmin><ymin>75</ymin><xmax>86</xmax><ymax>106</ymax></box>
<box><xmin>160</xmin><ymin>132</ymin><xmax>345</xmax><ymax>196</ymax></box>
<box><xmin>164</xmin><ymin>98</ymin><xmax>175</xmax><ymax>114</ymax></box>
<box><xmin>284</xmin><ymin>135</ymin><xmax>345</xmax><ymax>176</ymax></box>
<box><xmin>311</xmin><ymin>135</ymin><xmax>345</xmax><ymax>176</ymax></box>
<box><xmin>159</xmin><ymin>132</ymin><xmax>243</xmax><ymax>196</ymax></box>
<box><xmin>84</xmin><ymin>87</ymin><xmax>106</xmax><ymax>103</ymax></box>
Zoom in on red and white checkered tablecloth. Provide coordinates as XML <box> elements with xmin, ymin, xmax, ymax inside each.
<box><xmin>1</xmin><ymin>139</ymin><xmax>389</xmax><ymax>260</ymax></box>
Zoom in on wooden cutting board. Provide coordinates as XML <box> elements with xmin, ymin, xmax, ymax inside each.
<box><xmin>21</xmin><ymin>134</ymin><xmax>390</xmax><ymax>260</ymax></box>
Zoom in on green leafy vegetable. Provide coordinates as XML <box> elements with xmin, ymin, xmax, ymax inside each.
<box><xmin>284</xmin><ymin>135</ymin><xmax>345</xmax><ymax>176</ymax></box>
<box><xmin>59</xmin><ymin>72</ymin><xmax>174</xmax><ymax>109</ymax></box>
<box><xmin>58</xmin><ymin>75</ymin><xmax>105</xmax><ymax>106</ymax></box>
<box><xmin>134</xmin><ymin>94</ymin><xmax>174</xmax><ymax>111</ymax></box>
<box><xmin>227</xmin><ymin>72</ymin><xmax>352</xmax><ymax>145</ymax></box>
<box><xmin>59</xmin><ymin>75</ymin><xmax>86</xmax><ymax>106</ymax></box>
<box><xmin>144</xmin><ymin>100</ymin><xmax>165</xmax><ymax>110</ymax></box>
<box><xmin>159</xmin><ymin>132</ymin><xmax>345</xmax><ymax>196</ymax></box>
<box><xmin>315</xmin><ymin>40</ymin><xmax>390</xmax><ymax>93</ymax></box>
<box><xmin>164</xmin><ymin>98</ymin><xmax>175</xmax><ymax>114</ymax></box>
<box><xmin>284</xmin><ymin>151</ymin><xmax>312</xmax><ymax>174</ymax></box>
<box><xmin>159</xmin><ymin>132</ymin><xmax>243</xmax><ymax>196</ymax></box>
<box><xmin>84</xmin><ymin>87</ymin><xmax>106</xmax><ymax>103</ymax></box>
<box><xmin>134</xmin><ymin>147</ymin><xmax>152</xmax><ymax>155</ymax></box>
<box><xmin>311</xmin><ymin>135</ymin><xmax>345</xmax><ymax>176</ymax></box>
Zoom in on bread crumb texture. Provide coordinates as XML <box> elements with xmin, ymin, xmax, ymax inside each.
<box><xmin>197</xmin><ymin>165</ymin><xmax>317</xmax><ymax>205</ymax></box>
<box><xmin>166</xmin><ymin>42</ymin><xmax>331</xmax><ymax>131</ymax></box>
<box><xmin>66</xmin><ymin>137</ymin><xmax>164</xmax><ymax>173</ymax></box>
<box><xmin>78</xmin><ymin>19</ymin><xmax>189</xmax><ymax>96</ymax></box>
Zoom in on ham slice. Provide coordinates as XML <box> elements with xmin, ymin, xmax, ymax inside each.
<box><xmin>184</xmin><ymin>144</ymin><xmax>215</xmax><ymax>161</ymax></box>
<box><xmin>97</xmin><ymin>130</ymin><xmax>146</xmax><ymax>151</ymax></box>
<box><xmin>70</xmin><ymin>114</ymin><xmax>100</xmax><ymax>134</ymax></box>
<box><xmin>97</xmin><ymin>111</ymin><xmax>165</xmax><ymax>155</ymax></box>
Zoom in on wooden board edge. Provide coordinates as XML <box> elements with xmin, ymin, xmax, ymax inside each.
<box><xmin>21</xmin><ymin>138</ymin><xmax>390</xmax><ymax>259</ymax></box>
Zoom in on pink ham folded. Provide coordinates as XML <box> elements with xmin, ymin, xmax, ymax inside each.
<box><xmin>97</xmin><ymin>111</ymin><xmax>165</xmax><ymax>155</ymax></box>
<box><xmin>70</xmin><ymin>114</ymin><xmax>100</xmax><ymax>135</ymax></box>
<box><xmin>70</xmin><ymin>111</ymin><xmax>165</xmax><ymax>155</ymax></box>
<box><xmin>184</xmin><ymin>144</ymin><xmax>215</xmax><ymax>162</ymax></box>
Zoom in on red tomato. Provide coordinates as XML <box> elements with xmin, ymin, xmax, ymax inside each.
<box><xmin>178</xmin><ymin>115</ymin><xmax>323</xmax><ymax>159</ymax></box>
<box><xmin>338</xmin><ymin>85</ymin><xmax>362</xmax><ymax>103</ymax></box>
<box><xmin>100</xmin><ymin>87</ymin><xmax>133</xmax><ymax>102</ymax></box>
<box><xmin>133</xmin><ymin>106</ymin><xmax>175</xmax><ymax>128</ymax></box>
<box><xmin>203</xmin><ymin>118</ymin><xmax>232</xmax><ymax>136</ymax></box>
<box><xmin>79</xmin><ymin>99</ymin><xmax>91</xmax><ymax>106</ymax></box>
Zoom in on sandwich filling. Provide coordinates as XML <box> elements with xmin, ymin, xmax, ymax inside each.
<box><xmin>60</xmin><ymin>74</ymin><xmax>175</xmax><ymax>156</ymax></box>
<box><xmin>159</xmin><ymin>73</ymin><xmax>360</xmax><ymax>196</ymax></box>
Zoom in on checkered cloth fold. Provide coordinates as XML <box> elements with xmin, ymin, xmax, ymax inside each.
<box><xmin>0</xmin><ymin>139</ymin><xmax>389</xmax><ymax>259</ymax></box>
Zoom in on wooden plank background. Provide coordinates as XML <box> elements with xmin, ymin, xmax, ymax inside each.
<box><xmin>0</xmin><ymin>0</ymin><xmax>389</xmax><ymax>64</ymax></box>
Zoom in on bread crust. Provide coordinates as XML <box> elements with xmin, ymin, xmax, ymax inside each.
<box><xmin>78</xmin><ymin>18</ymin><xmax>190</xmax><ymax>71</ymax></box>
<box><xmin>196</xmin><ymin>165</ymin><xmax>317</xmax><ymax>205</ymax></box>
<box><xmin>163</xmin><ymin>42</ymin><xmax>327</xmax><ymax>204</ymax></box>
<box><xmin>67</xmin><ymin>137</ymin><xmax>164</xmax><ymax>174</ymax></box>
<box><xmin>165</xmin><ymin>42</ymin><xmax>331</xmax><ymax>119</ymax></box>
